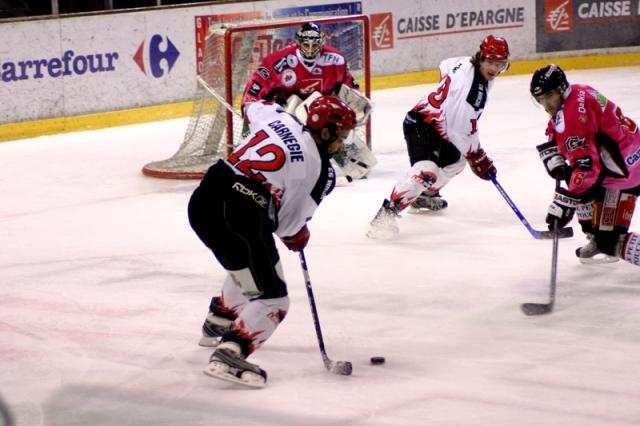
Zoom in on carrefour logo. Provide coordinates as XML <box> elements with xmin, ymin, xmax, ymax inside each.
<box><xmin>133</xmin><ymin>34</ymin><xmax>179</xmax><ymax>78</ymax></box>
<box><xmin>1</xmin><ymin>50</ymin><xmax>118</xmax><ymax>83</ymax></box>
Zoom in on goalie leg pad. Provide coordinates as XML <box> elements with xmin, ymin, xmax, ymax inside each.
<box><xmin>338</xmin><ymin>138</ymin><xmax>377</xmax><ymax>180</ymax></box>
<box><xmin>291</xmin><ymin>91</ymin><xmax>322</xmax><ymax>123</ymax></box>
<box><xmin>337</xmin><ymin>84</ymin><xmax>373</xmax><ymax>125</ymax></box>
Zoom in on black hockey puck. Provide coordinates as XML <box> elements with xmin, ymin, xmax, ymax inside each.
<box><xmin>370</xmin><ymin>356</ymin><xmax>385</xmax><ymax>365</ymax></box>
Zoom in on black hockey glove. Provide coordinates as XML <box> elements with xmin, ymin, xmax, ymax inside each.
<box><xmin>466</xmin><ymin>147</ymin><xmax>496</xmax><ymax>181</ymax></box>
<box><xmin>536</xmin><ymin>141</ymin><xmax>571</xmax><ymax>181</ymax></box>
<box><xmin>546</xmin><ymin>188</ymin><xmax>579</xmax><ymax>230</ymax></box>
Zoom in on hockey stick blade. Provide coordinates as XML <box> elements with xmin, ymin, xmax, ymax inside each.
<box><xmin>328</xmin><ymin>359</ymin><xmax>353</xmax><ymax>376</ymax></box>
<box><xmin>300</xmin><ymin>251</ymin><xmax>353</xmax><ymax>376</ymax></box>
<box><xmin>535</xmin><ymin>226</ymin><xmax>574</xmax><ymax>240</ymax></box>
<box><xmin>521</xmin><ymin>302</ymin><xmax>553</xmax><ymax>316</ymax></box>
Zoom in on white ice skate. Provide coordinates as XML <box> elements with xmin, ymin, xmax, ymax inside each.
<box><xmin>367</xmin><ymin>199</ymin><xmax>400</xmax><ymax>240</ymax></box>
<box><xmin>576</xmin><ymin>235</ymin><xmax>619</xmax><ymax>264</ymax></box>
<box><xmin>408</xmin><ymin>191</ymin><xmax>448</xmax><ymax>214</ymax></box>
<box><xmin>203</xmin><ymin>342</ymin><xmax>267</xmax><ymax>388</ymax></box>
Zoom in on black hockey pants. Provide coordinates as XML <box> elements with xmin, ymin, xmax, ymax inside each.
<box><xmin>403</xmin><ymin>110</ymin><xmax>461</xmax><ymax>168</ymax></box>
<box><xmin>188</xmin><ymin>160</ymin><xmax>287</xmax><ymax>299</ymax></box>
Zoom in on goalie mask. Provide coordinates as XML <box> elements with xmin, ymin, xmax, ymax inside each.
<box><xmin>295</xmin><ymin>23</ymin><xmax>325</xmax><ymax>61</ymax></box>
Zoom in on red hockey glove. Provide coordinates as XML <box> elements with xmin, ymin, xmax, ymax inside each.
<box><xmin>546</xmin><ymin>188</ymin><xmax>579</xmax><ymax>230</ymax></box>
<box><xmin>536</xmin><ymin>141</ymin><xmax>572</xmax><ymax>181</ymax></box>
<box><xmin>281</xmin><ymin>224</ymin><xmax>310</xmax><ymax>252</ymax></box>
<box><xmin>466</xmin><ymin>147</ymin><xmax>496</xmax><ymax>180</ymax></box>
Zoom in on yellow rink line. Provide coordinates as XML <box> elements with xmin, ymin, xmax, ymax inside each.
<box><xmin>1</xmin><ymin>52</ymin><xmax>639</xmax><ymax>143</ymax></box>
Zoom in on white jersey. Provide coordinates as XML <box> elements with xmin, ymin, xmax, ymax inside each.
<box><xmin>225</xmin><ymin>101</ymin><xmax>335</xmax><ymax>238</ymax></box>
<box><xmin>411</xmin><ymin>56</ymin><xmax>493</xmax><ymax>155</ymax></box>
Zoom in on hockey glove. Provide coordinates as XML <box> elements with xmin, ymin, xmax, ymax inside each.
<box><xmin>281</xmin><ymin>224</ymin><xmax>310</xmax><ymax>252</ymax></box>
<box><xmin>466</xmin><ymin>147</ymin><xmax>496</xmax><ymax>180</ymax></box>
<box><xmin>536</xmin><ymin>141</ymin><xmax>572</xmax><ymax>181</ymax></box>
<box><xmin>546</xmin><ymin>188</ymin><xmax>579</xmax><ymax>230</ymax></box>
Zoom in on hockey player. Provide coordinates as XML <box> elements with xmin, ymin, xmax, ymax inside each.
<box><xmin>242</xmin><ymin>22</ymin><xmax>375</xmax><ymax>182</ymax></box>
<box><xmin>530</xmin><ymin>64</ymin><xmax>640</xmax><ymax>267</ymax></box>
<box><xmin>188</xmin><ymin>96</ymin><xmax>357</xmax><ymax>387</ymax></box>
<box><xmin>367</xmin><ymin>35</ymin><xmax>509</xmax><ymax>239</ymax></box>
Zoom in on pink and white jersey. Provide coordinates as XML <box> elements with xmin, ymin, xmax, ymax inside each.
<box><xmin>225</xmin><ymin>101</ymin><xmax>335</xmax><ymax>238</ymax></box>
<box><xmin>545</xmin><ymin>84</ymin><xmax>640</xmax><ymax>196</ymax></box>
<box><xmin>411</xmin><ymin>57</ymin><xmax>494</xmax><ymax>155</ymax></box>
<box><xmin>242</xmin><ymin>44</ymin><xmax>358</xmax><ymax>106</ymax></box>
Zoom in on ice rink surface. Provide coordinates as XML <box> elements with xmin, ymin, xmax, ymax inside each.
<box><xmin>2</xmin><ymin>67</ymin><xmax>640</xmax><ymax>425</ymax></box>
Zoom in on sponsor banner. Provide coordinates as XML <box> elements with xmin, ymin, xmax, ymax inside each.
<box><xmin>536</xmin><ymin>0</ymin><xmax>640</xmax><ymax>51</ymax></box>
<box><xmin>273</xmin><ymin>2</ymin><xmax>362</xmax><ymax>17</ymax></box>
<box><xmin>370</xmin><ymin>13</ymin><xmax>394</xmax><ymax>50</ymax></box>
<box><xmin>364</xmin><ymin>1</ymin><xmax>532</xmax><ymax>73</ymax></box>
<box><xmin>0</xmin><ymin>0</ymin><xmax>637</xmax><ymax>127</ymax></box>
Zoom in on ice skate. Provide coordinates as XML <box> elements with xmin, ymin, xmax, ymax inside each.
<box><xmin>408</xmin><ymin>191</ymin><xmax>448</xmax><ymax>214</ymax></box>
<box><xmin>198</xmin><ymin>313</ymin><xmax>233</xmax><ymax>347</ymax></box>
<box><xmin>367</xmin><ymin>199</ymin><xmax>400</xmax><ymax>240</ymax></box>
<box><xmin>575</xmin><ymin>234</ymin><xmax>619</xmax><ymax>264</ymax></box>
<box><xmin>203</xmin><ymin>342</ymin><xmax>267</xmax><ymax>388</ymax></box>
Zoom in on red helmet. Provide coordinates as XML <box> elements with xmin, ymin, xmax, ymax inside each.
<box><xmin>480</xmin><ymin>35</ymin><xmax>509</xmax><ymax>61</ymax></box>
<box><xmin>306</xmin><ymin>95</ymin><xmax>357</xmax><ymax>134</ymax></box>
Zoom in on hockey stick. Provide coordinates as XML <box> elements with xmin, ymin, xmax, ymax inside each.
<box><xmin>196</xmin><ymin>75</ymin><xmax>242</xmax><ymax>118</ymax></box>
<box><xmin>299</xmin><ymin>250</ymin><xmax>353</xmax><ymax>376</ymax></box>
<box><xmin>521</xmin><ymin>204</ymin><xmax>560</xmax><ymax>316</ymax></box>
<box><xmin>490</xmin><ymin>175</ymin><xmax>573</xmax><ymax>239</ymax></box>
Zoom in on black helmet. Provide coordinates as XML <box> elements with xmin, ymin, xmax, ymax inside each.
<box><xmin>295</xmin><ymin>23</ymin><xmax>325</xmax><ymax>60</ymax></box>
<box><xmin>530</xmin><ymin>64</ymin><xmax>569</xmax><ymax>97</ymax></box>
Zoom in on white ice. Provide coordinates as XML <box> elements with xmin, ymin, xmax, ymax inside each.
<box><xmin>2</xmin><ymin>67</ymin><xmax>640</xmax><ymax>426</ymax></box>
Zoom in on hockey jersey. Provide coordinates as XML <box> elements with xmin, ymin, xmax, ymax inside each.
<box><xmin>242</xmin><ymin>43</ymin><xmax>358</xmax><ymax>106</ymax></box>
<box><xmin>544</xmin><ymin>84</ymin><xmax>640</xmax><ymax>197</ymax></box>
<box><xmin>225</xmin><ymin>101</ymin><xmax>335</xmax><ymax>238</ymax></box>
<box><xmin>411</xmin><ymin>57</ymin><xmax>493</xmax><ymax>156</ymax></box>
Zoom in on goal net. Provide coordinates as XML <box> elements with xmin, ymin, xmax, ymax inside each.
<box><xmin>142</xmin><ymin>15</ymin><xmax>371</xmax><ymax>179</ymax></box>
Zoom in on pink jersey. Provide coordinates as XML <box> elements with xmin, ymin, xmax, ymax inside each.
<box><xmin>545</xmin><ymin>84</ymin><xmax>640</xmax><ymax>197</ymax></box>
<box><xmin>242</xmin><ymin>44</ymin><xmax>358</xmax><ymax>106</ymax></box>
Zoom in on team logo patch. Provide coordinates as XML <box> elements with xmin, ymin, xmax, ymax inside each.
<box><xmin>256</xmin><ymin>66</ymin><xmax>270</xmax><ymax>81</ymax></box>
<box><xmin>299</xmin><ymin>79</ymin><xmax>322</xmax><ymax>94</ymax></box>
<box><xmin>591</xmin><ymin>90</ymin><xmax>608</xmax><ymax>112</ymax></box>
<box><xmin>273</xmin><ymin>57</ymin><xmax>287</xmax><ymax>73</ymax></box>
<box><xmin>281</xmin><ymin>69</ymin><xmax>297</xmax><ymax>87</ymax></box>
<box><xmin>286</xmin><ymin>54</ymin><xmax>298</xmax><ymax>68</ymax></box>
<box><xmin>565</xmin><ymin>135</ymin><xmax>586</xmax><ymax>152</ymax></box>
<box><xmin>248</xmin><ymin>81</ymin><xmax>262</xmax><ymax>97</ymax></box>
<box><xmin>626</xmin><ymin>147</ymin><xmax>640</xmax><ymax>166</ymax></box>
<box><xmin>411</xmin><ymin>171</ymin><xmax>437</xmax><ymax>190</ymax></box>
<box><xmin>318</xmin><ymin>52</ymin><xmax>344</xmax><ymax>65</ymax></box>
<box><xmin>574</xmin><ymin>155</ymin><xmax>592</xmax><ymax>170</ymax></box>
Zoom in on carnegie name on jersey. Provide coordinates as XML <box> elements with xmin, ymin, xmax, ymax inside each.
<box><xmin>226</xmin><ymin>101</ymin><xmax>336</xmax><ymax>238</ymax></box>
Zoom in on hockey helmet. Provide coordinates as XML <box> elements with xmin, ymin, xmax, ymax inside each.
<box><xmin>530</xmin><ymin>64</ymin><xmax>569</xmax><ymax>97</ymax></box>
<box><xmin>480</xmin><ymin>35</ymin><xmax>510</xmax><ymax>61</ymax></box>
<box><xmin>306</xmin><ymin>95</ymin><xmax>357</xmax><ymax>148</ymax></box>
<box><xmin>295</xmin><ymin>23</ymin><xmax>325</xmax><ymax>61</ymax></box>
